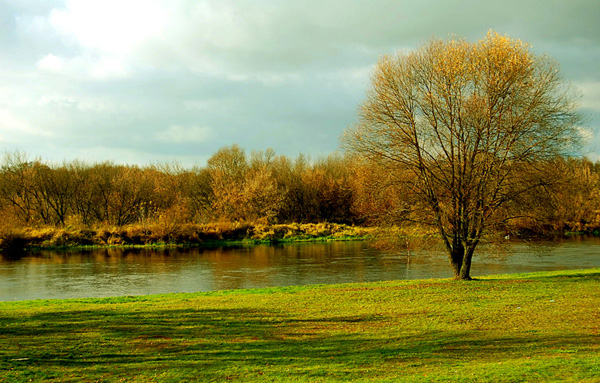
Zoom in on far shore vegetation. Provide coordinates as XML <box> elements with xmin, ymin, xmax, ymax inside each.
<box><xmin>0</xmin><ymin>221</ymin><xmax>372</xmax><ymax>253</ymax></box>
<box><xmin>1</xmin><ymin>269</ymin><xmax>598</xmax><ymax>382</ymax></box>
<box><xmin>1</xmin><ymin>147</ymin><xmax>599</xmax><ymax>254</ymax></box>
<box><xmin>1</xmin><ymin>145</ymin><xmax>599</xmax><ymax>253</ymax></box>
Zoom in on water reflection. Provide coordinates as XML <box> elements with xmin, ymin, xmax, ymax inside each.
<box><xmin>1</xmin><ymin>238</ymin><xmax>600</xmax><ymax>301</ymax></box>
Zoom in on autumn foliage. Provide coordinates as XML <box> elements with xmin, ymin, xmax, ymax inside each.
<box><xmin>0</xmin><ymin>148</ymin><xmax>598</xmax><ymax>245</ymax></box>
<box><xmin>0</xmin><ymin>148</ymin><xmax>367</xmax><ymax>249</ymax></box>
<box><xmin>344</xmin><ymin>31</ymin><xmax>582</xmax><ymax>279</ymax></box>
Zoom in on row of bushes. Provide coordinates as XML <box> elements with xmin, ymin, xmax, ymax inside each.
<box><xmin>0</xmin><ymin>222</ymin><xmax>372</xmax><ymax>254</ymax></box>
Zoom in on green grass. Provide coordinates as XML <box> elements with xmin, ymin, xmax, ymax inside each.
<box><xmin>1</xmin><ymin>269</ymin><xmax>599</xmax><ymax>382</ymax></box>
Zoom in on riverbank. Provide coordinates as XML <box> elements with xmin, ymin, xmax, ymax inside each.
<box><xmin>0</xmin><ymin>222</ymin><xmax>373</xmax><ymax>253</ymax></box>
<box><xmin>1</xmin><ymin>269</ymin><xmax>598</xmax><ymax>382</ymax></box>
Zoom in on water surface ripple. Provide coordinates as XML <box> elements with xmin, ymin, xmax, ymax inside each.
<box><xmin>1</xmin><ymin>238</ymin><xmax>600</xmax><ymax>301</ymax></box>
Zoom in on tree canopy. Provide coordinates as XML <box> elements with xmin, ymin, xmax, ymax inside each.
<box><xmin>343</xmin><ymin>31</ymin><xmax>582</xmax><ymax>280</ymax></box>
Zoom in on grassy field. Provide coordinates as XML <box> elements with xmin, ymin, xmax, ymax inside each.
<box><xmin>0</xmin><ymin>269</ymin><xmax>599</xmax><ymax>382</ymax></box>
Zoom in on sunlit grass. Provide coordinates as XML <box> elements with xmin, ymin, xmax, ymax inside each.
<box><xmin>1</xmin><ymin>269</ymin><xmax>599</xmax><ymax>382</ymax></box>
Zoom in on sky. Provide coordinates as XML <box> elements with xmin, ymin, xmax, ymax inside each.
<box><xmin>0</xmin><ymin>0</ymin><xmax>599</xmax><ymax>167</ymax></box>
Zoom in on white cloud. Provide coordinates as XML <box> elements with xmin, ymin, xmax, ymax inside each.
<box><xmin>37</xmin><ymin>0</ymin><xmax>168</xmax><ymax>80</ymax></box>
<box><xmin>155</xmin><ymin>125</ymin><xmax>212</xmax><ymax>143</ymax></box>
<box><xmin>37</xmin><ymin>0</ymin><xmax>386</xmax><ymax>78</ymax></box>
<box><xmin>37</xmin><ymin>93</ymin><xmax>115</xmax><ymax>113</ymax></box>
<box><xmin>86</xmin><ymin>55</ymin><xmax>130</xmax><ymax>80</ymax></box>
<box><xmin>38</xmin><ymin>93</ymin><xmax>76</xmax><ymax>109</ymax></box>
<box><xmin>36</xmin><ymin>52</ymin><xmax>130</xmax><ymax>80</ymax></box>
<box><xmin>575</xmin><ymin>81</ymin><xmax>600</xmax><ymax>112</ymax></box>
<box><xmin>76</xmin><ymin>98</ymin><xmax>116</xmax><ymax>113</ymax></box>
<box><xmin>48</xmin><ymin>0</ymin><xmax>167</xmax><ymax>55</ymax></box>
<box><xmin>0</xmin><ymin>108</ymin><xmax>53</xmax><ymax>139</ymax></box>
<box><xmin>36</xmin><ymin>53</ymin><xmax>131</xmax><ymax>80</ymax></box>
<box><xmin>578</xmin><ymin>127</ymin><xmax>594</xmax><ymax>144</ymax></box>
<box><xmin>0</xmin><ymin>108</ymin><xmax>30</xmax><ymax>133</ymax></box>
<box><xmin>36</xmin><ymin>53</ymin><xmax>64</xmax><ymax>73</ymax></box>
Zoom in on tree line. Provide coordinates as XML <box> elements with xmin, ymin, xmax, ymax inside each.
<box><xmin>0</xmin><ymin>147</ymin><xmax>354</xmax><ymax>229</ymax></box>
<box><xmin>0</xmin><ymin>147</ymin><xmax>599</xmax><ymax>235</ymax></box>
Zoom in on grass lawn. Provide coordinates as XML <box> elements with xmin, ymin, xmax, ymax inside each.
<box><xmin>0</xmin><ymin>269</ymin><xmax>599</xmax><ymax>382</ymax></box>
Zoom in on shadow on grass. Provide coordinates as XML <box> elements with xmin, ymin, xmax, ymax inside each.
<box><xmin>1</xmin><ymin>304</ymin><xmax>599</xmax><ymax>381</ymax></box>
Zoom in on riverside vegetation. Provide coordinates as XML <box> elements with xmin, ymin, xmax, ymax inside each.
<box><xmin>1</xmin><ymin>269</ymin><xmax>599</xmax><ymax>382</ymax></box>
<box><xmin>1</xmin><ymin>147</ymin><xmax>600</xmax><ymax>253</ymax></box>
<box><xmin>0</xmin><ymin>221</ymin><xmax>371</xmax><ymax>252</ymax></box>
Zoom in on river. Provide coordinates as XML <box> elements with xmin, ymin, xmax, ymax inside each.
<box><xmin>1</xmin><ymin>238</ymin><xmax>600</xmax><ymax>301</ymax></box>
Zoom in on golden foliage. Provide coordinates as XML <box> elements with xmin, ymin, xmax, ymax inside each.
<box><xmin>343</xmin><ymin>31</ymin><xmax>583</xmax><ymax>279</ymax></box>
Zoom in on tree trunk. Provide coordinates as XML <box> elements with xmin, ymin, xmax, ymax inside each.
<box><xmin>449</xmin><ymin>241</ymin><xmax>474</xmax><ymax>280</ymax></box>
<box><xmin>458</xmin><ymin>249</ymin><xmax>473</xmax><ymax>280</ymax></box>
<box><xmin>449</xmin><ymin>241</ymin><xmax>464</xmax><ymax>279</ymax></box>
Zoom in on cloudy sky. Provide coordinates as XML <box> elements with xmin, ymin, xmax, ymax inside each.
<box><xmin>0</xmin><ymin>0</ymin><xmax>599</xmax><ymax>166</ymax></box>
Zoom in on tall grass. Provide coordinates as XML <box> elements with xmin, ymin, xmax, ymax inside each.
<box><xmin>0</xmin><ymin>221</ymin><xmax>372</xmax><ymax>252</ymax></box>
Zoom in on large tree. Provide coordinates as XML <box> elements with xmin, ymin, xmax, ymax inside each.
<box><xmin>343</xmin><ymin>31</ymin><xmax>582</xmax><ymax>280</ymax></box>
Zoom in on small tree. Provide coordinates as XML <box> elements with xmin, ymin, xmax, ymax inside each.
<box><xmin>343</xmin><ymin>31</ymin><xmax>581</xmax><ymax>280</ymax></box>
<box><xmin>207</xmin><ymin>144</ymin><xmax>249</xmax><ymax>221</ymax></box>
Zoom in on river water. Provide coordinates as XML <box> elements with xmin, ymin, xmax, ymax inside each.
<box><xmin>1</xmin><ymin>238</ymin><xmax>600</xmax><ymax>301</ymax></box>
